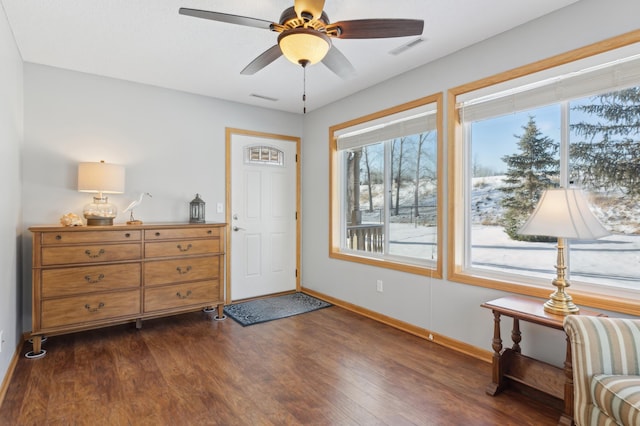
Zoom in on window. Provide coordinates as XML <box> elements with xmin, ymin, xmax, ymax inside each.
<box><xmin>245</xmin><ymin>145</ymin><xmax>284</xmax><ymax>166</ymax></box>
<box><xmin>330</xmin><ymin>94</ymin><xmax>443</xmax><ymax>277</ymax></box>
<box><xmin>449</xmin><ymin>34</ymin><xmax>640</xmax><ymax>313</ymax></box>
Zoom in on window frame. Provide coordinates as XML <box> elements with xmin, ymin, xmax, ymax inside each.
<box><xmin>330</xmin><ymin>93</ymin><xmax>444</xmax><ymax>278</ymax></box>
<box><xmin>447</xmin><ymin>30</ymin><xmax>640</xmax><ymax>315</ymax></box>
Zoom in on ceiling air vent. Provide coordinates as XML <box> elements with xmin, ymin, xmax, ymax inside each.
<box><xmin>250</xmin><ymin>93</ymin><xmax>278</xmax><ymax>102</ymax></box>
<box><xmin>389</xmin><ymin>37</ymin><xmax>426</xmax><ymax>56</ymax></box>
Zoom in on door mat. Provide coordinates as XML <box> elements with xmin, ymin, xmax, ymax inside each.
<box><xmin>223</xmin><ymin>293</ymin><xmax>332</xmax><ymax>326</ymax></box>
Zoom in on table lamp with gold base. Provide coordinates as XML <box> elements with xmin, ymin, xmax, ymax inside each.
<box><xmin>519</xmin><ymin>188</ymin><xmax>610</xmax><ymax>315</ymax></box>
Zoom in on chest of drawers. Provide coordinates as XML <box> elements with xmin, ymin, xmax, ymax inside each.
<box><xmin>29</xmin><ymin>223</ymin><xmax>225</xmax><ymax>357</ymax></box>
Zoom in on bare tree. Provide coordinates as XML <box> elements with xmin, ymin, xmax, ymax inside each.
<box><xmin>413</xmin><ymin>132</ymin><xmax>431</xmax><ymax>217</ymax></box>
<box><xmin>362</xmin><ymin>146</ymin><xmax>374</xmax><ymax>212</ymax></box>
<box><xmin>394</xmin><ymin>137</ymin><xmax>406</xmax><ymax>216</ymax></box>
<box><xmin>390</xmin><ymin>141</ymin><xmax>395</xmax><ymax>211</ymax></box>
<box><xmin>346</xmin><ymin>150</ymin><xmax>361</xmax><ymax>225</ymax></box>
<box><xmin>346</xmin><ymin>150</ymin><xmax>362</xmax><ymax>225</ymax></box>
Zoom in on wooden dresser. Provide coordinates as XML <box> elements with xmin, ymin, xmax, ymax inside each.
<box><xmin>29</xmin><ymin>222</ymin><xmax>225</xmax><ymax>357</ymax></box>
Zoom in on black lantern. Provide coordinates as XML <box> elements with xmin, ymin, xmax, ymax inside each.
<box><xmin>189</xmin><ymin>194</ymin><xmax>206</xmax><ymax>223</ymax></box>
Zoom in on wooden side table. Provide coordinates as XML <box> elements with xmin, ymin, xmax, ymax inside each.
<box><xmin>481</xmin><ymin>295</ymin><xmax>605</xmax><ymax>426</ymax></box>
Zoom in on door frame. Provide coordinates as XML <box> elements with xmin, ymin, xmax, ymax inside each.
<box><xmin>225</xmin><ymin>127</ymin><xmax>301</xmax><ymax>304</ymax></box>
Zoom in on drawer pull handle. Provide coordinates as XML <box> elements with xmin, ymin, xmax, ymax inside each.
<box><xmin>176</xmin><ymin>266</ymin><xmax>192</xmax><ymax>275</ymax></box>
<box><xmin>207</xmin><ymin>230</ymin><xmax>212</xmax><ymax>234</ymax></box>
<box><xmin>155</xmin><ymin>232</ymin><xmax>161</xmax><ymax>237</ymax></box>
<box><xmin>85</xmin><ymin>249</ymin><xmax>105</xmax><ymax>259</ymax></box>
<box><xmin>84</xmin><ymin>274</ymin><xmax>105</xmax><ymax>284</ymax></box>
<box><xmin>125</xmin><ymin>233</ymin><xmax>131</xmax><ymax>238</ymax></box>
<box><xmin>176</xmin><ymin>290</ymin><xmax>192</xmax><ymax>299</ymax></box>
<box><xmin>177</xmin><ymin>244</ymin><xmax>192</xmax><ymax>252</ymax></box>
<box><xmin>84</xmin><ymin>302</ymin><xmax>105</xmax><ymax>313</ymax></box>
<box><xmin>55</xmin><ymin>235</ymin><xmax>62</xmax><ymax>240</ymax></box>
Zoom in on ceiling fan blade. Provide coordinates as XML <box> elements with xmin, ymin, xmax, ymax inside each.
<box><xmin>327</xmin><ymin>19</ymin><xmax>424</xmax><ymax>39</ymax></box>
<box><xmin>178</xmin><ymin>8</ymin><xmax>273</xmax><ymax>30</ymax></box>
<box><xmin>321</xmin><ymin>47</ymin><xmax>356</xmax><ymax>80</ymax></box>
<box><xmin>294</xmin><ymin>0</ymin><xmax>326</xmax><ymax>20</ymax></box>
<box><xmin>240</xmin><ymin>45</ymin><xmax>283</xmax><ymax>75</ymax></box>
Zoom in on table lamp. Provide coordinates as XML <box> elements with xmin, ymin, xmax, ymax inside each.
<box><xmin>519</xmin><ymin>188</ymin><xmax>609</xmax><ymax>315</ymax></box>
<box><xmin>78</xmin><ymin>160</ymin><xmax>125</xmax><ymax>225</ymax></box>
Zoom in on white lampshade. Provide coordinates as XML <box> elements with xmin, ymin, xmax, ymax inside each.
<box><xmin>278</xmin><ymin>28</ymin><xmax>331</xmax><ymax>66</ymax></box>
<box><xmin>519</xmin><ymin>188</ymin><xmax>609</xmax><ymax>240</ymax></box>
<box><xmin>78</xmin><ymin>161</ymin><xmax>125</xmax><ymax>194</ymax></box>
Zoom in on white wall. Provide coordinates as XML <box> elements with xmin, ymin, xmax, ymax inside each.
<box><xmin>0</xmin><ymin>3</ymin><xmax>23</xmax><ymax>383</ymax></box>
<box><xmin>301</xmin><ymin>0</ymin><xmax>640</xmax><ymax>365</ymax></box>
<box><xmin>21</xmin><ymin>64</ymin><xmax>302</xmax><ymax>330</ymax></box>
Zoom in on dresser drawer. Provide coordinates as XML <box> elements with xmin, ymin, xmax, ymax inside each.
<box><xmin>145</xmin><ymin>239</ymin><xmax>220</xmax><ymax>258</ymax></box>
<box><xmin>145</xmin><ymin>227</ymin><xmax>220</xmax><ymax>240</ymax></box>
<box><xmin>144</xmin><ymin>280</ymin><xmax>219</xmax><ymax>313</ymax></box>
<box><xmin>41</xmin><ymin>290</ymin><xmax>140</xmax><ymax>329</ymax></box>
<box><xmin>42</xmin><ymin>243</ymin><xmax>141</xmax><ymax>266</ymax></box>
<box><xmin>42</xmin><ymin>263</ymin><xmax>141</xmax><ymax>298</ymax></box>
<box><xmin>144</xmin><ymin>256</ymin><xmax>219</xmax><ymax>286</ymax></box>
<box><xmin>42</xmin><ymin>230</ymin><xmax>141</xmax><ymax>245</ymax></box>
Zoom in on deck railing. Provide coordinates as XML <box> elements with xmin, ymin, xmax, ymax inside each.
<box><xmin>346</xmin><ymin>224</ymin><xmax>384</xmax><ymax>253</ymax></box>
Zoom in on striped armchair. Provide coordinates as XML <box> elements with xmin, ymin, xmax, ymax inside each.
<box><xmin>564</xmin><ymin>316</ymin><xmax>640</xmax><ymax>426</ymax></box>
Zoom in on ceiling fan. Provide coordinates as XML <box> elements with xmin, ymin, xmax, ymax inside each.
<box><xmin>179</xmin><ymin>0</ymin><xmax>424</xmax><ymax>79</ymax></box>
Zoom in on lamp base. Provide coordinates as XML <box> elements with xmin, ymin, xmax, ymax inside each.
<box><xmin>543</xmin><ymin>293</ymin><xmax>580</xmax><ymax>315</ymax></box>
<box><xmin>83</xmin><ymin>195</ymin><xmax>117</xmax><ymax>226</ymax></box>
<box><xmin>127</xmin><ymin>220</ymin><xmax>143</xmax><ymax>225</ymax></box>
<box><xmin>541</xmin><ymin>238</ymin><xmax>580</xmax><ymax>315</ymax></box>
<box><xmin>86</xmin><ymin>217</ymin><xmax>114</xmax><ymax>226</ymax></box>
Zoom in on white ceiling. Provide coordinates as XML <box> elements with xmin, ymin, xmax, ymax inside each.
<box><xmin>1</xmin><ymin>0</ymin><xmax>579</xmax><ymax>114</ymax></box>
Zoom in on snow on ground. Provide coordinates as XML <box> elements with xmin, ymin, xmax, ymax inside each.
<box><xmin>471</xmin><ymin>175</ymin><xmax>640</xmax><ymax>234</ymax></box>
<box><xmin>471</xmin><ymin>176</ymin><xmax>507</xmax><ymax>225</ymax></box>
<box><xmin>468</xmin><ymin>176</ymin><xmax>640</xmax><ymax>289</ymax></box>
<box><xmin>359</xmin><ymin>175</ymin><xmax>640</xmax><ymax>290</ymax></box>
<box><xmin>470</xmin><ymin>225</ymin><xmax>640</xmax><ymax>289</ymax></box>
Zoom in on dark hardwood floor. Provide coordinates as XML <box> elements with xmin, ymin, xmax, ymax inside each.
<box><xmin>0</xmin><ymin>305</ymin><xmax>561</xmax><ymax>425</ymax></box>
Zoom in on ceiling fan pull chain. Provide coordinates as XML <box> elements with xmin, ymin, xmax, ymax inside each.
<box><xmin>302</xmin><ymin>63</ymin><xmax>307</xmax><ymax>114</ymax></box>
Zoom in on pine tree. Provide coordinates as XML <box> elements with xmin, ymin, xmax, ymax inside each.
<box><xmin>570</xmin><ymin>87</ymin><xmax>640</xmax><ymax>196</ymax></box>
<box><xmin>500</xmin><ymin>117</ymin><xmax>559</xmax><ymax>241</ymax></box>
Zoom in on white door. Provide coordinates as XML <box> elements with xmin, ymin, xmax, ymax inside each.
<box><xmin>229</xmin><ymin>131</ymin><xmax>298</xmax><ymax>301</ymax></box>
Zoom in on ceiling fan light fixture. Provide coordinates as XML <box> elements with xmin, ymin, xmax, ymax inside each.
<box><xmin>278</xmin><ymin>28</ymin><xmax>331</xmax><ymax>66</ymax></box>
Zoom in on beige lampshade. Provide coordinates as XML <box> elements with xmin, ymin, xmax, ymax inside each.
<box><xmin>78</xmin><ymin>161</ymin><xmax>125</xmax><ymax>194</ymax></box>
<box><xmin>519</xmin><ymin>188</ymin><xmax>609</xmax><ymax>240</ymax></box>
<box><xmin>278</xmin><ymin>28</ymin><xmax>331</xmax><ymax>65</ymax></box>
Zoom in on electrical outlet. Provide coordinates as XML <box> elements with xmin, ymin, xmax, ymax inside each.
<box><xmin>376</xmin><ymin>280</ymin><xmax>383</xmax><ymax>292</ymax></box>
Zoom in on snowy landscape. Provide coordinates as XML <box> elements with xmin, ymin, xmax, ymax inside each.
<box><xmin>468</xmin><ymin>175</ymin><xmax>640</xmax><ymax>290</ymax></box>
<box><xmin>358</xmin><ymin>176</ymin><xmax>640</xmax><ymax>292</ymax></box>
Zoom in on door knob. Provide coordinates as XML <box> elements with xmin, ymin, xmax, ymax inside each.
<box><xmin>233</xmin><ymin>226</ymin><xmax>245</xmax><ymax>232</ymax></box>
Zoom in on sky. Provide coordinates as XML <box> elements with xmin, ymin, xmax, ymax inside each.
<box><xmin>471</xmin><ymin>104</ymin><xmax>561</xmax><ymax>174</ymax></box>
<box><xmin>469</xmin><ymin>96</ymin><xmax>603</xmax><ymax>174</ymax></box>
